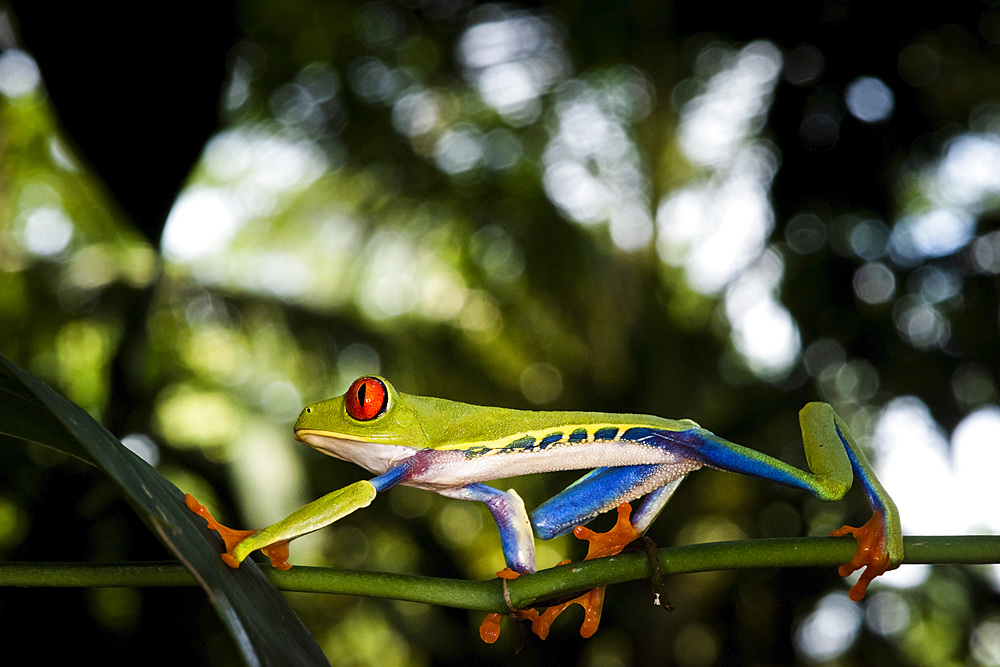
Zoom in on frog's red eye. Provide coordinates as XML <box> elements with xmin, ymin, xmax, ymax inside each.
<box><xmin>345</xmin><ymin>377</ymin><xmax>388</xmax><ymax>421</ymax></box>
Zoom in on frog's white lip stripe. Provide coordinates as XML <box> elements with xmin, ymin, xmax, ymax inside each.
<box><xmin>295</xmin><ymin>429</ymin><xmax>369</xmax><ymax>443</ymax></box>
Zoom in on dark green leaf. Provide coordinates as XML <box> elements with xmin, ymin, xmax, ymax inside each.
<box><xmin>0</xmin><ymin>355</ymin><xmax>329</xmax><ymax>667</ymax></box>
<box><xmin>0</xmin><ymin>368</ymin><xmax>93</xmax><ymax>464</ymax></box>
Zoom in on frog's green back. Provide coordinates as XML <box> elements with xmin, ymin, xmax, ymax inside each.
<box><xmin>397</xmin><ymin>393</ymin><xmax>699</xmax><ymax>449</ymax></box>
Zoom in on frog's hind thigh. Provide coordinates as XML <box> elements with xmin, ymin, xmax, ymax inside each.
<box><xmin>531</xmin><ymin>463</ymin><xmax>691</xmax><ymax>540</ymax></box>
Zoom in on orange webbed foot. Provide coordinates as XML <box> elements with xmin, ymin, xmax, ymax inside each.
<box><xmin>531</xmin><ymin>586</ymin><xmax>605</xmax><ymax>639</ymax></box>
<box><xmin>530</xmin><ymin>502</ymin><xmax>640</xmax><ymax>640</ymax></box>
<box><xmin>479</xmin><ymin>504</ymin><xmax>640</xmax><ymax>643</ymax></box>
<box><xmin>479</xmin><ymin>565</ymin><xmax>603</xmax><ymax>642</ymax></box>
<box><xmin>575</xmin><ymin>502</ymin><xmax>642</xmax><ymax>560</ymax></box>
<box><xmin>829</xmin><ymin>510</ymin><xmax>891</xmax><ymax>601</ymax></box>
<box><xmin>185</xmin><ymin>494</ymin><xmax>292</xmax><ymax>570</ymax></box>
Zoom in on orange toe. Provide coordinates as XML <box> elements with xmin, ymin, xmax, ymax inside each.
<box><xmin>829</xmin><ymin>510</ymin><xmax>891</xmax><ymax>601</ymax></box>
<box><xmin>480</xmin><ymin>612</ymin><xmax>505</xmax><ymax>643</ymax></box>
<box><xmin>185</xmin><ymin>493</ymin><xmax>258</xmax><ymax>568</ymax></box>
<box><xmin>532</xmin><ymin>586</ymin><xmax>605</xmax><ymax>639</ymax></box>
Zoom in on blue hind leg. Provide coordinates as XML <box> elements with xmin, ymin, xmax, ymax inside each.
<box><xmin>439</xmin><ymin>482</ymin><xmax>536</xmax><ymax>573</ymax></box>
<box><xmin>531</xmin><ymin>464</ymin><xmax>690</xmax><ymax>540</ymax></box>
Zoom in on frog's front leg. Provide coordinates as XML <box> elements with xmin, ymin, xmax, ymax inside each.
<box><xmin>186</xmin><ymin>481</ymin><xmax>379</xmax><ymax>568</ymax></box>
<box><xmin>187</xmin><ymin>451</ymin><xmax>434</xmax><ymax>568</ymax></box>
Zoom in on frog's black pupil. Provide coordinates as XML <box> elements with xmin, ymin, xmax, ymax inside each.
<box><xmin>357</xmin><ymin>384</ymin><xmax>366</xmax><ymax>404</ymax></box>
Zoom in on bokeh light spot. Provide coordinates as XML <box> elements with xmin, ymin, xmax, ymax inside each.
<box><xmin>892</xmin><ymin>298</ymin><xmax>950</xmax><ymax>349</ymax></box>
<box><xmin>609</xmin><ymin>204</ymin><xmax>654</xmax><ymax>252</ymax></box>
<box><xmin>802</xmin><ymin>338</ymin><xmax>845</xmax><ymax>378</ymax></box>
<box><xmin>864</xmin><ymin>590</ymin><xmax>911</xmax><ymax>637</ymax></box>
<box><xmin>724</xmin><ymin>251</ymin><xmax>800</xmax><ymax>377</ymax></box>
<box><xmin>785</xmin><ymin>213</ymin><xmax>827</xmax><ymax>254</ymax></box>
<box><xmin>21</xmin><ymin>206</ymin><xmax>73</xmax><ymax>257</ymax></box>
<box><xmin>458</xmin><ymin>8</ymin><xmax>568</xmax><ymax>124</ymax></box>
<box><xmin>434</xmin><ymin>126</ymin><xmax>484</xmax><ymax>174</ymax></box>
<box><xmin>890</xmin><ymin>208</ymin><xmax>975</xmax><ymax>265</ymax></box>
<box><xmin>469</xmin><ymin>226</ymin><xmax>525</xmax><ymax>285</ymax></box>
<box><xmin>392</xmin><ymin>89</ymin><xmax>439</xmax><ymax>137</ymax></box>
<box><xmin>261</xmin><ymin>380</ymin><xmax>303</xmax><ymax>422</ymax></box>
<box><xmin>348</xmin><ymin>56</ymin><xmax>404</xmax><ymax>105</ymax></box>
<box><xmin>951</xmin><ymin>363</ymin><xmax>998</xmax><ymax>410</ymax></box>
<box><xmin>795</xmin><ymin>593</ymin><xmax>862</xmax><ymax>662</ymax></box>
<box><xmin>936</xmin><ymin>134</ymin><xmax>1000</xmax><ymax>207</ymax></box>
<box><xmin>971</xmin><ymin>231</ymin><xmax>1000</xmax><ymax>273</ymax></box>
<box><xmin>0</xmin><ymin>49</ymin><xmax>40</xmax><ymax>98</ymax></box>
<box><xmin>520</xmin><ymin>362</ymin><xmax>563</xmax><ymax>404</ymax></box>
<box><xmin>853</xmin><ymin>262</ymin><xmax>896</xmax><ymax>305</ymax></box>
<box><xmin>782</xmin><ymin>44</ymin><xmax>824</xmax><ymax>85</ymax></box>
<box><xmin>482</xmin><ymin>128</ymin><xmax>523</xmax><ymax>170</ymax></box>
<box><xmin>678</xmin><ymin>41</ymin><xmax>782</xmax><ymax>167</ymax></box>
<box><xmin>909</xmin><ymin>265</ymin><xmax>960</xmax><ymax>304</ymax></box>
<box><xmin>848</xmin><ymin>218</ymin><xmax>890</xmax><ymax>260</ymax></box>
<box><xmin>162</xmin><ymin>188</ymin><xmax>240</xmax><ymax>262</ymax></box>
<box><xmin>897</xmin><ymin>43</ymin><xmax>941</xmax><ymax>86</ymax></box>
<box><xmin>873</xmin><ymin>398</ymin><xmax>1000</xmax><ymax>545</ymax></box>
<box><xmin>971</xmin><ymin>616</ymin><xmax>1000</xmax><ymax>665</ymax></box>
<box><xmin>845</xmin><ymin>76</ymin><xmax>894</xmax><ymax>123</ymax></box>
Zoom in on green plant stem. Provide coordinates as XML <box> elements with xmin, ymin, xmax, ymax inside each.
<box><xmin>1</xmin><ymin>535</ymin><xmax>997</xmax><ymax>612</ymax></box>
<box><xmin>0</xmin><ymin>562</ymin><xmax>194</xmax><ymax>587</ymax></box>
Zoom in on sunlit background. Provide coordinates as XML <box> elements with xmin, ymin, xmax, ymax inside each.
<box><xmin>2</xmin><ymin>1</ymin><xmax>1000</xmax><ymax>664</ymax></box>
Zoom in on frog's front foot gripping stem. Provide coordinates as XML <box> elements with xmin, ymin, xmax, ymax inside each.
<box><xmin>185</xmin><ymin>494</ymin><xmax>292</xmax><ymax>570</ymax></box>
<box><xmin>830</xmin><ymin>510</ymin><xmax>893</xmax><ymax>601</ymax></box>
<box><xmin>481</xmin><ymin>502</ymin><xmax>641</xmax><ymax>643</ymax></box>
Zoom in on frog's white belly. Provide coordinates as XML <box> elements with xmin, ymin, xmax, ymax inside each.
<box><xmin>405</xmin><ymin>440</ymin><xmax>701</xmax><ymax>489</ymax></box>
<box><xmin>297</xmin><ymin>431</ymin><xmax>701</xmax><ymax>490</ymax></box>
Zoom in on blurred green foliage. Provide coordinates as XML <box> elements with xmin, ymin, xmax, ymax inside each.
<box><xmin>2</xmin><ymin>1</ymin><xmax>1000</xmax><ymax>664</ymax></box>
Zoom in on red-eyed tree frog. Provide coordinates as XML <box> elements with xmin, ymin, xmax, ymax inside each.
<box><xmin>186</xmin><ymin>375</ymin><xmax>903</xmax><ymax>642</ymax></box>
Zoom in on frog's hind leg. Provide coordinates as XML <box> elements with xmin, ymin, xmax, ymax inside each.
<box><xmin>530</xmin><ymin>464</ymin><xmax>691</xmax><ymax>540</ymax></box>
<box><xmin>444</xmin><ymin>483</ymin><xmax>547</xmax><ymax>645</ymax></box>
<box><xmin>440</xmin><ymin>482</ymin><xmax>535</xmax><ymax>574</ymax></box>
<box><xmin>521</xmin><ymin>465</ymin><xmax>691</xmax><ymax>640</ymax></box>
